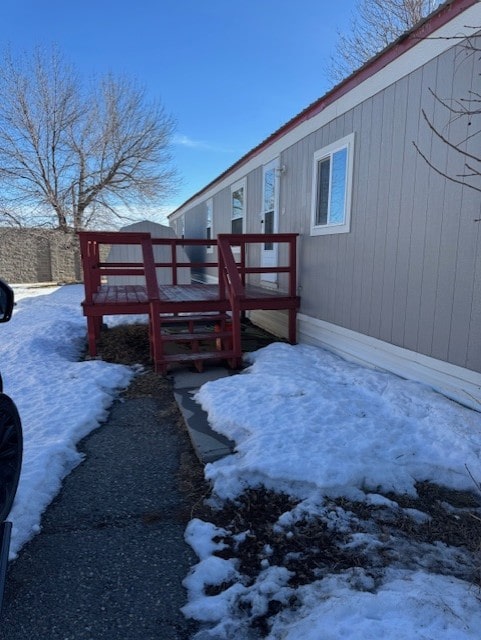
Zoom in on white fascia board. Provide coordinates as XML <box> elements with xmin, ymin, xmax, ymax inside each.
<box><xmin>174</xmin><ymin>3</ymin><xmax>481</xmax><ymax>217</ymax></box>
<box><xmin>298</xmin><ymin>313</ymin><xmax>481</xmax><ymax>412</ymax></box>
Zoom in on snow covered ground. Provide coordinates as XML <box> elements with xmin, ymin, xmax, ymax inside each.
<box><xmin>1</xmin><ymin>284</ymin><xmax>133</xmax><ymax>557</ymax></box>
<box><xmin>184</xmin><ymin>346</ymin><xmax>481</xmax><ymax>638</ymax></box>
<box><xmin>1</xmin><ymin>284</ymin><xmax>481</xmax><ymax>638</ymax></box>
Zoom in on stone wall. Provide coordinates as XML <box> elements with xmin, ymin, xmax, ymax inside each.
<box><xmin>0</xmin><ymin>228</ymin><xmax>81</xmax><ymax>283</ymax></box>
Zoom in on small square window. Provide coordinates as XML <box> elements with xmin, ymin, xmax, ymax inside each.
<box><xmin>311</xmin><ymin>133</ymin><xmax>354</xmax><ymax>236</ymax></box>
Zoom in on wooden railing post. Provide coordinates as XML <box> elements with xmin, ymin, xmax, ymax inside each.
<box><xmin>240</xmin><ymin>240</ymin><xmax>246</xmax><ymax>287</ymax></box>
<box><xmin>289</xmin><ymin>235</ymin><xmax>297</xmax><ymax>298</ymax></box>
<box><xmin>218</xmin><ymin>249</ymin><xmax>226</xmax><ymax>300</ymax></box>
<box><xmin>141</xmin><ymin>237</ymin><xmax>159</xmax><ymax>301</ymax></box>
<box><xmin>217</xmin><ymin>235</ymin><xmax>246</xmax><ymax>362</ymax></box>
<box><xmin>171</xmin><ymin>239</ymin><xmax>178</xmax><ymax>285</ymax></box>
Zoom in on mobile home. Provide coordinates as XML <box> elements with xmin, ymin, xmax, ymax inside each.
<box><xmin>169</xmin><ymin>0</ymin><xmax>481</xmax><ymax>409</ymax></box>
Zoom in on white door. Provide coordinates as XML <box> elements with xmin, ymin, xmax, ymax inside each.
<box><xmin>260</xmin><ymin>159</ymin><xmax>280</xmax><ymax>284</ymax></box>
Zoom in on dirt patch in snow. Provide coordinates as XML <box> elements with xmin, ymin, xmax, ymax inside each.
<box><xmin>201</xmin><ymin>485</ymin><xmax>481</xmax><ymax>636</ymax></box>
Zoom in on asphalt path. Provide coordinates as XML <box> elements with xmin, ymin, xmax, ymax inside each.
<box><xmin>1</xmin><ymin>372</ymin><xmax>202</xmax><ymax>640</ymax></box>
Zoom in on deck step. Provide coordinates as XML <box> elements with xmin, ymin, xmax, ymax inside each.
<box><xmin>152</xmin><ymin>307</ymin><xmax>237</xmax><ymax>372</ymax></box>
<box><xmin>159</xmin><ymin>313</ymin><xmax>229</xmax><ymax>324</ymax></box>
<box><xmin>159</xmin><ymin>350</ymin><xmax>236</xmax><ymax>364</ymax></box>
<box><xmin>161</xmin><ymin>331</ymin><xmax>232</xmax><ymax>343</ymax></box>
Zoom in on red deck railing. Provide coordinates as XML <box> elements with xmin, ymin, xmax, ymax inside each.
<box><xmin>217</xmin><ymin>233</ymin><xmax>298</xmax><ymax>298</ymax></box>
<box><xmin>78</xmin><ymin>230</ymin><xmax>299</xmax><ymax>368</ymax></box>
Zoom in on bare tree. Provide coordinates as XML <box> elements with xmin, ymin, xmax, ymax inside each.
<box><xmin>327</xmin><ymin>0</ymin><xmax>441</xmax><ymax>85</ymax></box>
<box><xmin>0</xmin><ymin>47</ymin><xmax>177</xmax><ymax>231</ymax></box>
<box><xmin>414</xmin><ymin>35</ymin><xmax>481</xmax><ymax>198</ymax></box>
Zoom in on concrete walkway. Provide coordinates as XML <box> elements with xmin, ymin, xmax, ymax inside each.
<box><xmin>173</xmin><ymin>368</ymin><xmax>235</xmax><ymax>464</ymax></box>
<box><xmin>1</xmin><ymin>372</ymin><xmax>206</xmax><ymax>640</ymax></box>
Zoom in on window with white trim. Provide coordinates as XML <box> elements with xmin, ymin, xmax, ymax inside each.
<box><xmin>311</xmin><ymin>133</ymin><xmax>354</xmax><ymax>236</ymax></box>
<box><xmin>206</xmin><ymin>198</ymin><xmax>213</xmax><ymax>253</ymax></box>
<box><xmin>231</xmin><ymin>179</ymin><xmax>245</xmax><ymax>235</ymax></box>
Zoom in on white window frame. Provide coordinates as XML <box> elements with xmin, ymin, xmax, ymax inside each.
<box><xmin>310</xmin><ymin>133</ymin><xmax>354</xmax><ymax>236</ymax></box>
<box><xmin>231</xmin><ymin>178</ymin><xmax>246</xmax><ymax>250</ymax></box>
<box><xmin>206</xmin><ymin>198</ymin><xmax>214</xmax><ymax>253</ymax></box>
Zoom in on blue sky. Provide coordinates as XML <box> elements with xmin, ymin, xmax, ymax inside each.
<box><xmin>2</xmin><ymin>0</ymin><xmax>358</xmax><ymax>215</ymax></box>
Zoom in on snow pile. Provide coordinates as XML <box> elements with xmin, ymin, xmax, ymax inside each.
<box><xmin>184</xmin><ymin>342</ymin><xmax>481</xmax><ymax>639</ymax></box>
<box><xmin>197</xmin><ymin>344</ymin><xmax>481</xmax><ymax>501</ymax></box>
<box><xmin>266</xmin><ymin>570</ymin><xmax>481</xmax><ymax>640</ymax></box>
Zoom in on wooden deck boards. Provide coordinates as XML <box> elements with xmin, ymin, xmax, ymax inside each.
<box><xmin>157</xmin><ymin>283</ymin><xmax>219</xmax><ymax>302</ymax></box>
<box><xmin>93</xmin><ymin>285</ymin><xmax>149</xmax><ymax>304</ymax></box>
<box><xmin>90</xmin><ymin>282</ymin><xmax>296</xmax><ymax>309</ymax></box>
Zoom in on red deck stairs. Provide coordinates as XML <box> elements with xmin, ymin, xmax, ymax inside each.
<box><xmin>149</xmin><ymin>312</ymin><xmax>236</xmax><ymax>373</ymax></box>
<box><xmin>78</xmin><ymin>231</ymin><xmax>300</xmax><ymax>373</ymax></box>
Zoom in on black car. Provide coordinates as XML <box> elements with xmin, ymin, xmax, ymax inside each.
<box><xmin>0</xmin><ymin>280</ymin><xmax>23</xmax><ymax>612</ymax></box>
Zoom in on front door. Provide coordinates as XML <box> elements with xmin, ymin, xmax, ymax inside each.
<box><xmin>260</xmin><ymin>158</ymin><xmax>280</xmax><ymax>284</ymax></box>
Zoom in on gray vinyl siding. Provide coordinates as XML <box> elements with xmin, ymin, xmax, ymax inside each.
<box><xmin>213</xmin><ymin>188</ymin><xmax>231</xmax><ymax>234</ymax></box>
<box><xmin>279</xmin><ymin>40</ymin><xmax>480</xmax><ymax>373</ymax></box>
<box><xmin>173</xmin><ymin>35</ymin><xmax>481</xmax><ymax>374</ymax></box>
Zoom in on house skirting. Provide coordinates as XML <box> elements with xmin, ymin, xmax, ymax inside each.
<box><xmin>249</xmin><ymin>310</ymin><xmax>481</xmax><ymax>412</ymax></box>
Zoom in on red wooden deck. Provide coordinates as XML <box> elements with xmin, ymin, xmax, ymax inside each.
<box><xmin>78</xmin><ymin>231</ymin><xmax>300</xmax><ymax>372</ymax></box>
